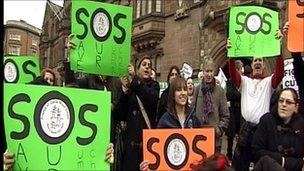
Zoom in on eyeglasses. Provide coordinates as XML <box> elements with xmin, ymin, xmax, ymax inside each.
<box><xmin>278</xmin><ymin>98</ymin><xmax>296</xmax><ymax>105</ymax></box>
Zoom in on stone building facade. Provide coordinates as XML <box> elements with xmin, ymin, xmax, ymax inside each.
<box><xmin>4</xmin><ymin>20</ymin><xmax>41</xmax><ymax>56</ymax></box>
<box><xmin>40</xmin><ymin>0</ymin><xmax>288</xmax><ymax>85</ymax></box>
<box><xmin>40</xmin><ymin>0</ymin><xmax>71</xmax><ymax>85</ymax></box>
<box><xmin>132</xmin><ymin>0</ymin><xmax>288</xmax><ymax>81</ymax></box>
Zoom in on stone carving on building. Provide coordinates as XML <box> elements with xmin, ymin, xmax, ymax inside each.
<box><xmin>175</xmin><ymin>1</ymin><xmax>189</xmax><ymax>20</ymax></box>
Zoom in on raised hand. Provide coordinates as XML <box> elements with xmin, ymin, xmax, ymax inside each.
<box><xmin>3</xmin><ymin>150</ymin><xmax>14</xmax><ymax>171</ymax></box>
<box><xmin>67</xmin><ymin>34</ymin><xmax>77</xmax><ymax>50</ymax></box>
<box><xmin>104</xmin><ymin>143</ymin><xmax>114</xmax><ymax>164</ymax></box>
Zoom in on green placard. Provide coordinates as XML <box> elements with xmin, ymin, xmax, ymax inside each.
<box><xmin>4</xmin><ymin>56</ymin><xmax>40</xmax><ymax>83</ymax></box>
<box><xmin>228</xmin><ymin>6</ymin><xmax>280</xmax><ymax>58</ymax></box>
<box><xmin>70</xmin><ymin>1</ymin><xmax>132</xmax><ymax>77</ymax></box>
<box><xmin>4</xmin><ymin>84</ymin><xmax>111</xmax><ymax>170</ymax></box>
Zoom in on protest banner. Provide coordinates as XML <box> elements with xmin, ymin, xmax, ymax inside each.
<box><xmin>228</xmin><ymin>6</ymin><xmax>280</xmax><ymax>58</ymax></box>
<box><xmin>4</xmin><ymin>84</ymin><xmax>111</xmax><ymax>170</ymax></box>
<box><xmin>143</xmin><ymin>128</ymin><xmax>215</xmax><ymax>170</ymax></box>
<box><xmin>4</xmin><ymin>56</ymin><xmax>40</xmax><ymax>83</ymax></box>
<box><xmin>181</xmin><ymin>62</ymin><xmax>193</xmax><ymax>79</ymax></box>
<box><xmin>70</xmin><ymin>1</ymin><xmax>132</xmax><ymax>77</ymax></box>
<box><xmin>283</xmin><ymin>58</ymin><xmax>299</xmax><ymax>94</ymax></box>
<box><xmin>287</xmin><ymin>0</ymin><xmax>304</xmax><ymax>52</ymax></box>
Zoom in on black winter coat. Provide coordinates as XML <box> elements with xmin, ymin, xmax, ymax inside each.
<box><xmin>252</xmin><ymin>111</ymin><xmax>304</xmax><ymax>171</ymax></box>
<box><xmin>115</xmin><ymin>76</ymin><xmax>159</xmax><ymax>171</ymax></box>
<box><xmin>292</xmin><ymin>52</ymin><xmax>304</xmax><ymax>117</ymax></box>
<box><xmin>225</xmin><ymin>79</ymin><xmax>241</xmax><ymax>137</ymax></box>
<box><xmin>156</xmin><ymin>86</ymin><xmax>169</xmax><ymax>123</ymax></box>
<box><xmin>157</xmin><ymin>107</ymin><xmax>201</xmax><ymax>128</ymax></box>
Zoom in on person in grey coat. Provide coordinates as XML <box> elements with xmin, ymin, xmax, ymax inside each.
<box><xmin>192</xmin><ymin>58</ymin><xmax>230</xmax><ymax>152</ymax></box>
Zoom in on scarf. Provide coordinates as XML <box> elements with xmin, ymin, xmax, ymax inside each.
<box><xmin>201</xmin><ymin>79</ymin><xmax>215</xmax><ymax>123</ymax></box>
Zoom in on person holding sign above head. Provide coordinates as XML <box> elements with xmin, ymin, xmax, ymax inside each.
<box><xmin>115</xmin><ymin>55</ymin><xmax>160</xmax><ymax>171</ymax></box>
<box><xmin>282</xmin><ymin>21</ymin><xmax>304</xmax><ymax>118</ymax></box>
<box><xmin>252</xmin><ymin>88</ymin><xmax>304</xmax><ymax>171</ymax></box>
<box><xmin>227</xmin><ymin>36</ymin><xmax>284</xmax><ymax>171</ymax></box>
<box><xmin>191</xmin><ymin>58</ymin><xmax>230</xmax><ymax>153</ymax></box>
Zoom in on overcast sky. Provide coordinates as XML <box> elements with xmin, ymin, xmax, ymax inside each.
<box><xmin>4</xmin><ymin>0</ymin><xmax>64</xmax><ymax>29</ymax></box>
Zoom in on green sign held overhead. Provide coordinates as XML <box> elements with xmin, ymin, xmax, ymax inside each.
<box><xmin>4</xmin><ymin>56</ymin><xmax>40</xmax><ymax>83</ymax></box>
<box><xmin>4</xmin><ymin>84</ymin><xmax>111</xmax><ymax>170</ymax></box>
<box><xmin>70</xmin><ymin>1</ymin><xmax>132</xmax><ymax>77</ymax></box>
<box><xmin>228</xmin><ymin>6</ymin><xmax>280</xmax><ymax>58</ymax></box>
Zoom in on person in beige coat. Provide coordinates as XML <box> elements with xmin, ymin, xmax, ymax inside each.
<box><xmin>192</xmin><ymin>58</ymin><xmax>230</xmax><ymax>152</ymax></box>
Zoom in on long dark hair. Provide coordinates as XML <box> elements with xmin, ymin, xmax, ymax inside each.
<box><xmin>168</xmin><ymin>77</ymin><xmax>187</xmax><ymax>115</ymax></box>
<box><xmin>167</xmin><ymin>65</ymin><xmax>181</xmax><ymax>83</ymax></box>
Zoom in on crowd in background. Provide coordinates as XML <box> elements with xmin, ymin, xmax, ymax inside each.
<box><xmin>3</xmin><ymin>22</ymin><xmax>304</xmax><ymax>171</ymax></box>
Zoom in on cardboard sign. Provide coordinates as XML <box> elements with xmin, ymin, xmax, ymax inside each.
<box><xmin>4</xmin><ymin>56</ymin><xmax>40</xmax><ymax>83</ymax></box>
<box><xmin>70</xmin><ymin>1</ymin><xmax>132</xmax><ymax>76</ymax></box>
<box><xmin>4</xmin><ymin>84</ymin><xmax>111</xmax><ymax>170</ymax></box>
<box><xmin>228</xmin><ymin>6</ymin><xmax>280</xmax><ymax>58</ymax></box>
<box><xmin>143</xmin><ymin>128</ymin><xmax>215</xmax><ymax>170</ymax></box>
<box><xmin>283</xmin><ymin>59</ymin><xmax>299</xmax><ymax>93</ymax></box>
<box><xmin>288</xmin><ymin>0</ymin><xmax>304</xmax><ymax>52</ymax></box>
<box><xmin>181</xmin><ymin>63</ymin><xmax>193</xmax><ymax>79</ymax></box>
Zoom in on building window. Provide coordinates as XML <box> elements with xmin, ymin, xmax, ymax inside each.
<box><xmin>136</xmin><ymin>0</ymin><xmax>141</xmax><ymax>18</ymax></box>
<box><xmin>9</xmin><ymin>33</ymin><xmax>21</xmax><ymax>41</ymax></box>
<box><xmin>156</xmin><ymin>0</ymin><xmax>162</xmax><ymax>12</ymax></box>
<box><xmin>141</xmin><ymin>0</ymin><xmax>146</xmax><ymax>16</ymax></box>
<box><xmin>148</xmin><ymin>0</ymin><xmax>152</xmax><ymax>14</ymax></box>
<box><xmin>136</xmin><ymin>0</ymin><xmax>162</xmax><ymax>18</ymax></box>
<box><xmin>32</xmin><ymin>38</ymin><xmax>38</xmax><ymax>46</ymax></box>
<box><xmin>9</xmin><ymin>46</ymin><xmax>20</xmax><ymax>55</ymax></box>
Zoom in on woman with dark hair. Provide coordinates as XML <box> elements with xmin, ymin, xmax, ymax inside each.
<box><xmin>140</xmin><ymin>77</ymin><xmax>200</xmax><ymax>171</ymax></box>
<box><xmin>115</xmin><ymin>55</ymin><xmax>160</xmax><ymax>171</ymax></box>
<box><xmin>252</xmin><ymin>88</ymin><xmax>304</xmax><ymax>171</ymax></box>
<box><xmin>30</xmin><ymin>68</ymin><xmax>56</xmax><ymax>85</ymax></box>
<box><xmin>156</xmin><ymin>65</ymin><xmax>181</xmax><ymax>123</ymax></box>
<box><xmin>157</xmin><ymin>77</ymin><xmax>201</xmax><ymax>128</ymax></box>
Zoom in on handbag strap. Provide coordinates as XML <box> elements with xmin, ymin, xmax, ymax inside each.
<box><xmin>136</xmin><ymin>95</ymin><xmax>152</xmax><ymax>129</ymax></box>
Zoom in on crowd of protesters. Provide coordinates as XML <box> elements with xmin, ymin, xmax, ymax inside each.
<box><xmin>3</xmin><ymin>19</ymin><xmax>304</xmax><ymax>171</ymax></box>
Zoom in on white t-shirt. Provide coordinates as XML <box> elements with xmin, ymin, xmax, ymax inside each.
<box><xmin>240</xmin><ymin>75</ymin><xmax>274</xmax><ymax>124</ymax></box>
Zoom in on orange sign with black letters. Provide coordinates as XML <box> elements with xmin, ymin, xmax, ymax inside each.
<box><xmin>288</xmin><ymin>0</ymin><xmax>304</xmax><ymax>52</ymax></box>
<box><xmin>143</xmin><ymin>128</ymin><xmax>215</xmax><ymax>170</ymax></box>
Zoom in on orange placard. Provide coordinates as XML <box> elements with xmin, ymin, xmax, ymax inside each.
<box><xmin>143</xmin><ymin>128</ymin><xmax>215</xmax><ymax>171</ymax></box>
<box><xmin>288</xmin><ymin>0</ymin><xmax>304</xmax><ymax>52</ymax></box>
